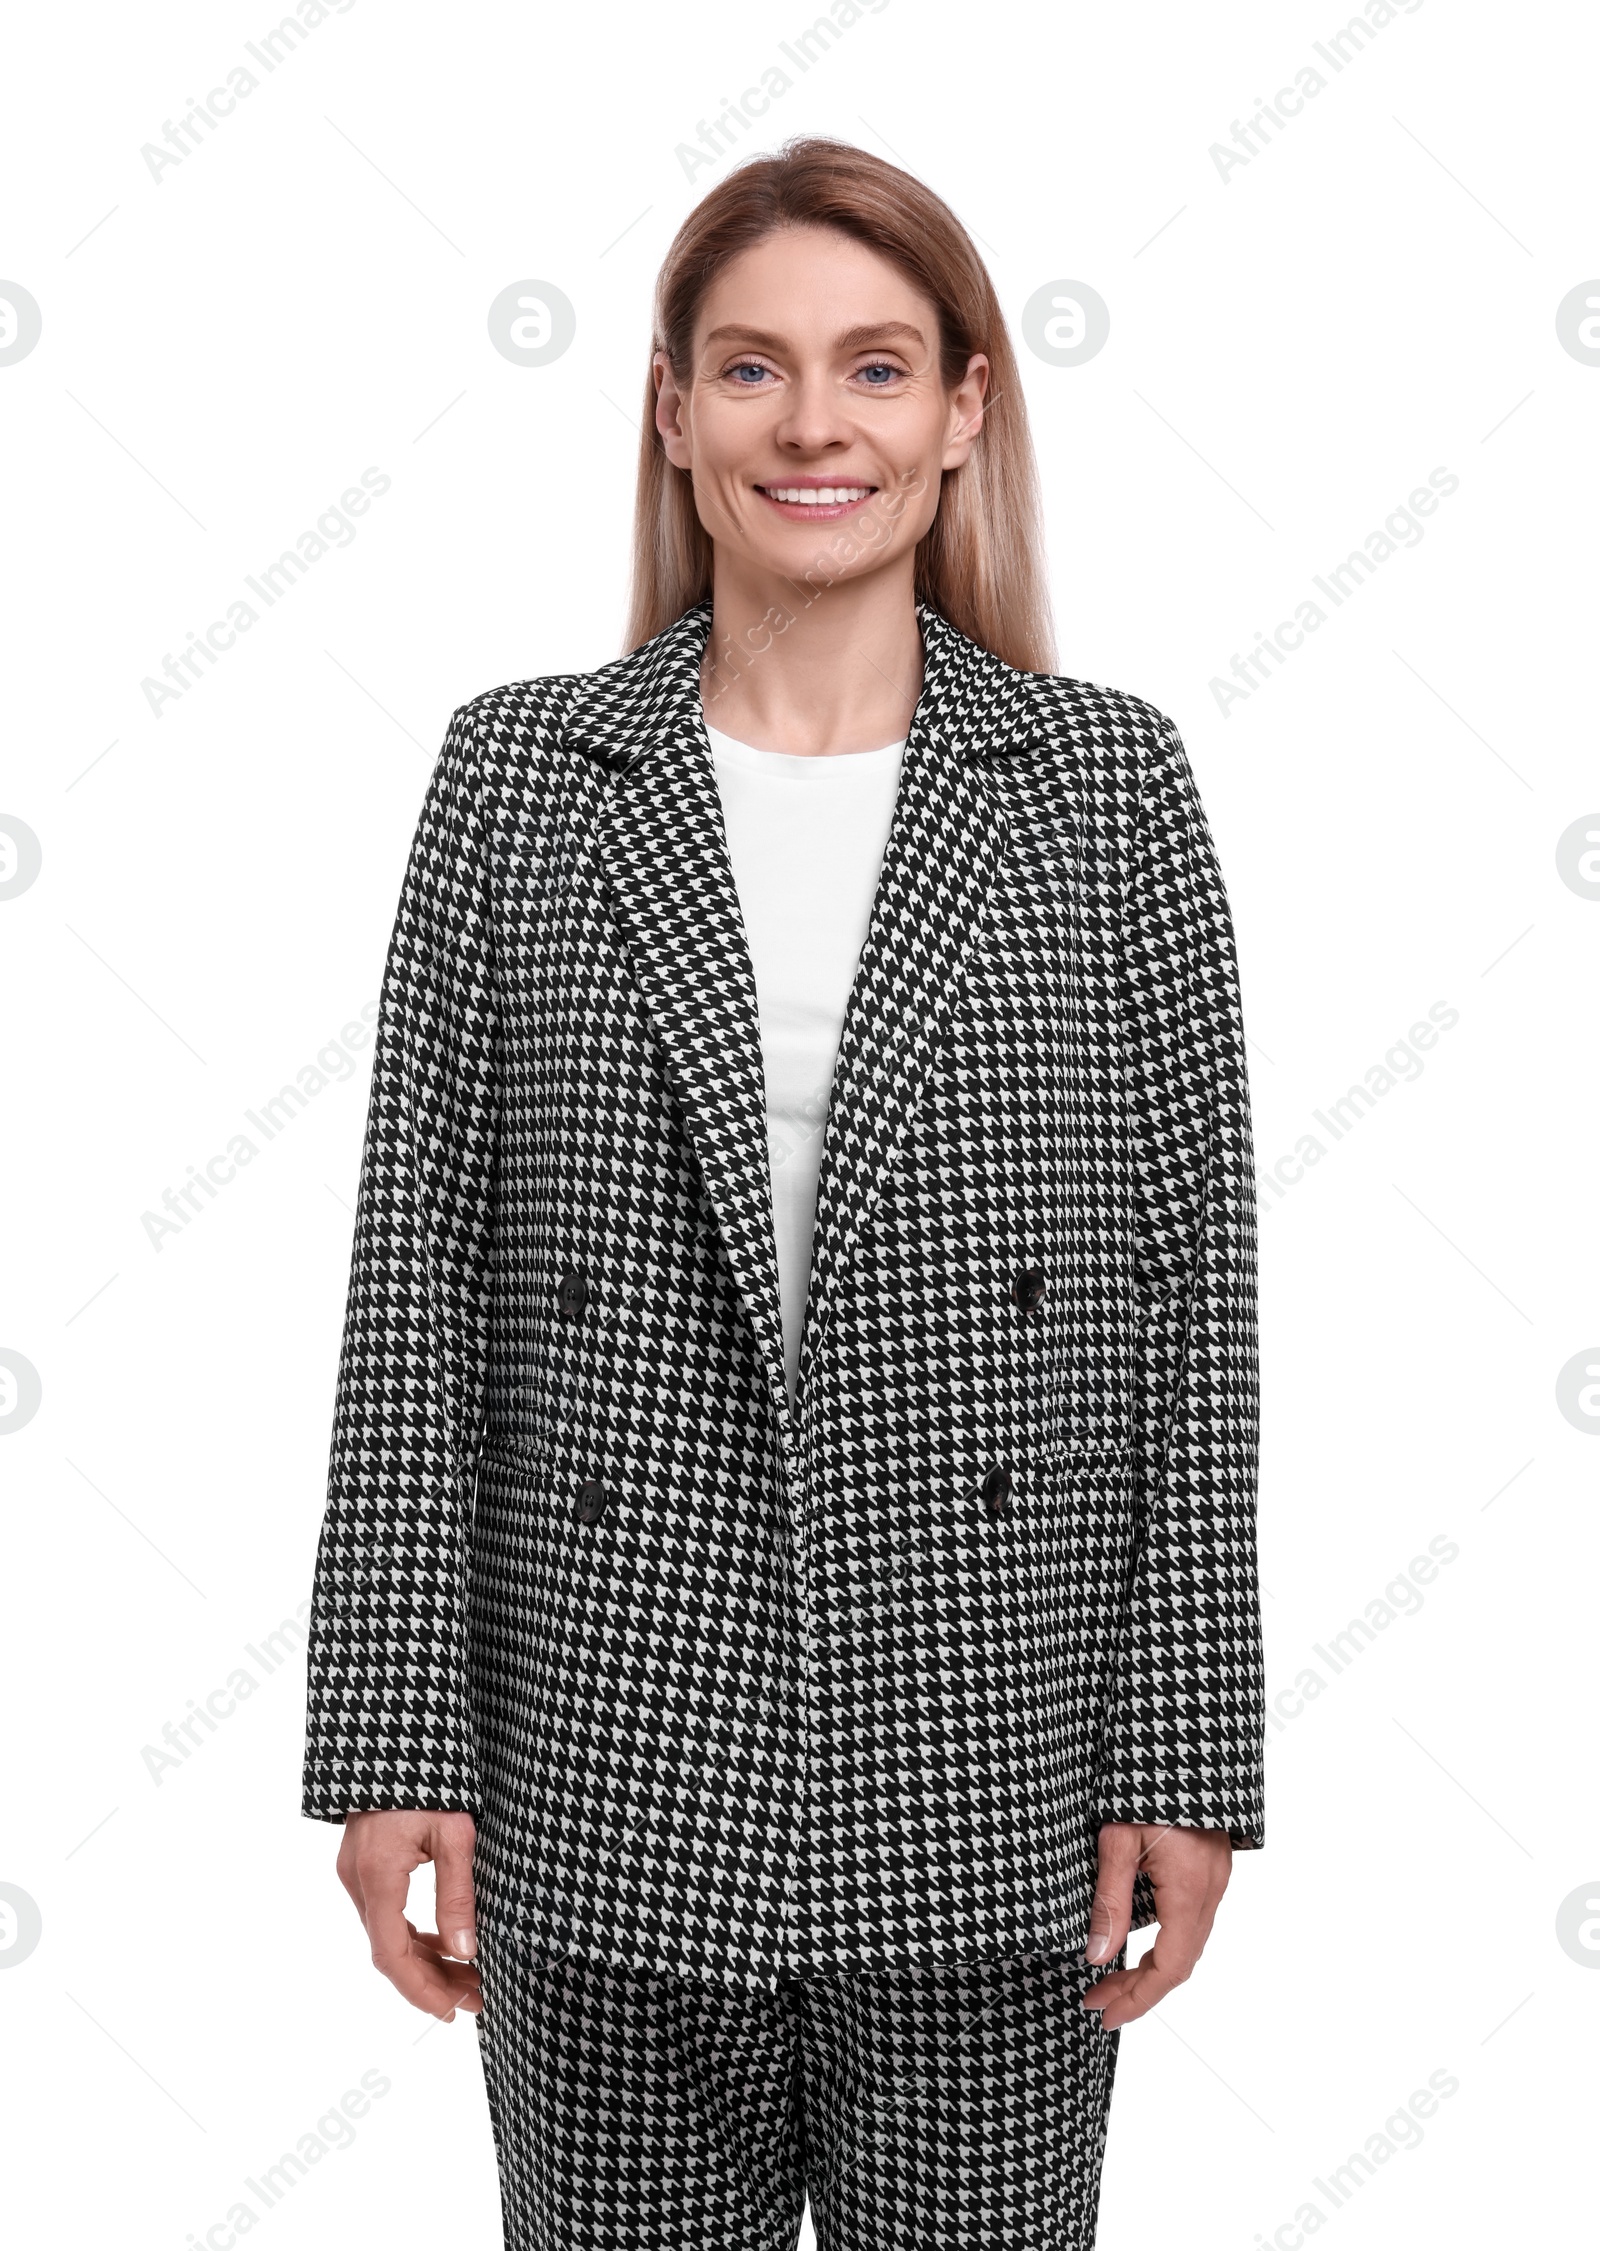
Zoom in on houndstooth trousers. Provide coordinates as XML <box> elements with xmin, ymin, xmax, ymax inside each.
<box><xmin>473</xmin><ymin>1930</ymin><xmax>1126</xmax><ymax>2249</ymax></box>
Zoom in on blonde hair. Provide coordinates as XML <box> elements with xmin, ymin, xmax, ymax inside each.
<box><xmin>625</xmin><ymin>134</ymin><xmax>1055</xmax><ymax>673</ymax></box>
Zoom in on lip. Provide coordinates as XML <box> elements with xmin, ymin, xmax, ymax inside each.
<box><xmin>754</xmin><ymin>477</ymin><xmax>880</xmax><ymax>523</ymax></box>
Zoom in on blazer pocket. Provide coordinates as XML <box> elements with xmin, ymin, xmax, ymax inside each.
<box><xmin>477</xmin><ymin>1424</ymin><xmax>559</xmax><ymax>1475</ymax></box>
<box><xmin>956</xmin><ymin>1430</ymin><xmax>1131</xmax><ymax>1509</ymax></box>
<box><xmin>1037</xmin><ymin>1431</ymin><xmax>1134</xmax><ymax>1470</ymax></box>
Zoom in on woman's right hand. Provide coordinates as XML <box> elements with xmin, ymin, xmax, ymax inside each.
<box><xmin>335</xmin><ymin>1809</ymin><xmax>483</xmax><ymax>2020</ymax></box>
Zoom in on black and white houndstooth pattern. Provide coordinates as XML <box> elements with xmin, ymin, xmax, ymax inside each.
<box><xmin>301</xmin><ymin>594</ymin><xmax>1265</xmax><ymax>1992</ymax></box>
<box><xmin>474</xmin><ymin>1931</ymin><xmax>1125</xmax><ymax>2249</ymax></box>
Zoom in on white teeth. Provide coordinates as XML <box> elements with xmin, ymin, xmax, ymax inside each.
<box><xmin>762</xmin><ymin>485</ymin><xmax>872</xmax><ymax>504</ymax></box>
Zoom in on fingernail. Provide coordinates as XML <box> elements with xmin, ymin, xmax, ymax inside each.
<box><xmin>1085</xmin><ymin>1933</ymin><xmax>1111</xmax><ymax>1962</ymax></box>
<box><xmin>454</xmin><ymin>1929</ymin><xmax>477</xmax><ymax>1957</ymax></box>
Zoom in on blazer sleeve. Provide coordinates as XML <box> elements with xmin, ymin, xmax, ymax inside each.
<box><xmin>301</xmin><ymin>702</ymin><xmax>498</xmax><ymax>1823</ymax></box>
<box><xmin>1094</xmin><ymin>711</ymin><xmax>1266</xmax><ymax>1850</ymax></box>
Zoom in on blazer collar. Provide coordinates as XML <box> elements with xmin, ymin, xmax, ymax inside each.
<box><xmin>579</xmin><ymin>596</ymin><xmax>1039</xmax><ymax>1473</ymax></box>
<box><xmin>564</xmin><ymin>595</ymin><xmax>1040</xmax><ymax>776</ymax></box>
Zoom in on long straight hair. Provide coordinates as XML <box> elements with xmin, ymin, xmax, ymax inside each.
<box><xmin>625</xmin><ymin>135</ymin><xmax>1055</xmax><ymax>674</ymax></box>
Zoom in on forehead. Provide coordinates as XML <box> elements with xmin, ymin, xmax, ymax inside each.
<box><xmin>693</xmin><ymin>227</ymin><xmax>936</xmax><ymax>351</ymax></box>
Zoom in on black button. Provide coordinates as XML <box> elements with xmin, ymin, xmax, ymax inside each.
<box><xmin>557</xmin><ymin>1269</ymin><xmax>589</xmax><ymax>1320</ymax></box>
<box><xmin>574</xmin><ymin>1478</ymin><xmax>608</xmax><ymax>1523</ymax></box>
<box><xmin>981</xmin><ymin>1464</ymin><xmax>1013</xmax><ymax>1517</ymax></box>
<box><xmin>1011</xmin><ymin>1266</ymin><xmax>1047</xmax><ymax>1312</ymax></box>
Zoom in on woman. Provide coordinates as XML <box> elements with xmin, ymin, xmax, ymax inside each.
<box><xmin>303</xmin><ymin>136</ymin><xmax>1265</xmax><ymax>2249</ymax></box>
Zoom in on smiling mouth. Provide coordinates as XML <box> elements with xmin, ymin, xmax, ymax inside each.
<box><xmin>755</xmin><ymin>481</ymin><xmax>879</xmax><ymax>513</ymax></box>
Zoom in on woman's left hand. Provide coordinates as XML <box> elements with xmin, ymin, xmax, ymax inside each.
<box><xmin>1077</xmin><ymin>1821</ymin><xmax>1233</xmax><ymax>2030</ymax></box>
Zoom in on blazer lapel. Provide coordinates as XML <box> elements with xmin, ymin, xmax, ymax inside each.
<box><xmin>579</xmin><ymin>602</ymin><xmax>795</xmax><ymax>1445</ymax></box>
<box><xmin>791</xmin><ymin>600</ymin><xmax>1035</xmax><ymax>1412</ymax></box>
<box><xmin>563</xmin><ymin>594</ymin><xmax>1041</xmax><ymax>1455</ymax></box>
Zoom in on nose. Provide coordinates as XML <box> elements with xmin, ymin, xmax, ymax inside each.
<box><xmin>770</xmin><ymin>367</ymin><xmax>862</xmax><ymax>460</ymax></box>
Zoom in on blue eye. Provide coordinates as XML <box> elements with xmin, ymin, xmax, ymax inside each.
<box><xmin>859</xmin><ymin>362</ymin><xmax>900</xmax><ymax>385</ymax></box>
<box><xmin>729</xmin><ymin>361</ymin><xmax>769</xmax><ymax>383</ymax></box>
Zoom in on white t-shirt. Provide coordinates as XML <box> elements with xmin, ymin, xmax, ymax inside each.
<box><xmin>704</xmin><ymin>717</ymin><xmax>906</xmax><ymax>1402</ymax></box>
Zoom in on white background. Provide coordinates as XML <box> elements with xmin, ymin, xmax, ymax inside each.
<box><xmin>3</xmin><ymin>1</ymin><xmax>1596</xmax><ymax>2244</ymax></box>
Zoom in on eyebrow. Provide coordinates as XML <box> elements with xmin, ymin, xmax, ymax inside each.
<box><xmin>701</xmin><ymin>320</ymin><xmax>928</xmax><ymax>352</ymax></box>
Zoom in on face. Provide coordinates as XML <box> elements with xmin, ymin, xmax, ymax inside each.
<box><xmin>653</xmin><ymin>225</ymin><xmax>987</xmax><ymax>595</ymax></box>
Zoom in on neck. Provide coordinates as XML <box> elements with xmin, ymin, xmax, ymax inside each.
<box><xmin>700</xmin><ymin>559</ymin><xmax>924</xmax><ymax>757</ymax></box>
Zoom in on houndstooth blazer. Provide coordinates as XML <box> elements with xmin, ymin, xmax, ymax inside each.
<box><xmin>301</xmin><ymin>593</ymin><xmax>1265</xmax><ymax>1993</ymax></box>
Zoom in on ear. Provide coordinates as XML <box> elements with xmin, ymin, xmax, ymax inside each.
<box><xmin>941</xmin><ymin>352</ymin><xmax>989</xmax><ymax>473</ymax></box>
<box><xmin>654</xmin><ymin>351</ymin><xmax>692</xmax><ymax>471</ymax></box>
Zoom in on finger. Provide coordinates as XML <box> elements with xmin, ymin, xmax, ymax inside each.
<box><xmin>1143</xmin><ymin>1870</ymin><xmax>1221</xmax><ymax>1978</ymax></box>
<box><xmin>1144</xmin><ymin>1826</ymin><xmax>1232</xmax><ymax>1931</ymax></box>
<box><xmin>1080</xmin><ymin>1963</ymin><xmax>1149</xmax><ymax>2028</ymax></box>
<box><xmin>404</xmin><ymin>1942</ymin><xmax>485</xmax><ymax>2012</ymax></box>
<box><xmin>336</xmin><ymin>1827</ymin><xmax>369</xmax><ymax>1925</ymax></box>
<box><xmin>1082</xmin><ymin>1954</ymin><xmax>1184</xmax><ymax>2031</ymax></box>
<box><xmin>1083</xmin><ymin>1823</ymin><xmax>1142</xmax><ymax>1966</ymax></box>
<box><xmin>407</xmin><ymin>1927</ymin><xmax>486</xmax><ymax>1989</ymax></box>
<box><xmin>408</xmin><ymin>1923</ymin><xmax>471</xmax><ymax>1962</ymax></box>
<box><xmin>431</xmin><ymin>1825</ymin><xmax>479</xmax><ymax>1960</ymax></box>
<box><xmin>359</xmin><ymin>1854</ymin><xmax>453</xmax><ymax>2014</ymax></box>
<box><xmin>1081</xmin><ymin>1915</ymin><xmax>1206</xmax><ymax>2030</ymax></box>
<box><xmin>381</xmin><ymin>1930</ymin><xmax>482</xmax><ymax>2019</ymax></box>
<box><xmin>388</xmin><ymin>1919</ymin><xmax>484</xmax><ymax>2003</ymax></box>
<box><xmin>339</xmin><ymin>1814</ymin><xmax>422</xmax><ymax>1933</ymax></box>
